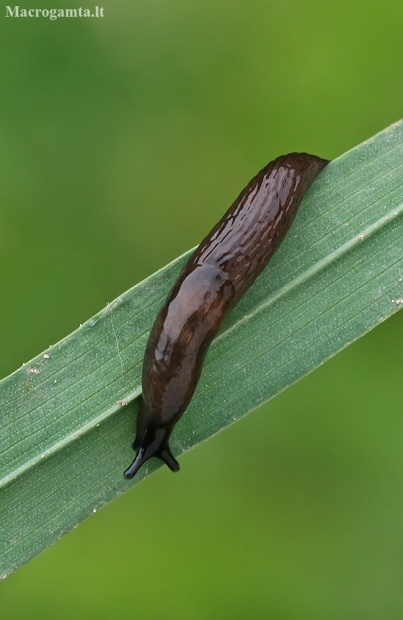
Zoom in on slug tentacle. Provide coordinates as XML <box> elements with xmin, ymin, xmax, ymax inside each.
<box><xmin>123</xmin><ymin>417</ymin><xmax>180</xmax><ymax>479</ymax></box>
<box><xmin>124</xmin><ymin>152</ymin><xmax>329</xmax><ymax>479</ymax></box>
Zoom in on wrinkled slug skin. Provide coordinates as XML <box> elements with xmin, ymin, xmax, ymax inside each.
<box><xmin>124</xmin><ymin>153</ymin><xmax>329</xmax><ymax>479</ymax></box>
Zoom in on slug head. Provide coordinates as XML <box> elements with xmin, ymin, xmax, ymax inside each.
<box><xmin>123</xmin><ymin>419</ymin><xmax>179</xmax><ymax>480</ymax></box>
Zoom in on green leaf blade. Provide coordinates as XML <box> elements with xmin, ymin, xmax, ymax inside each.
<box><xmin>1</xmin><ymin>120</ymin><xmax>403</xmax><ymax>577</ymax></box>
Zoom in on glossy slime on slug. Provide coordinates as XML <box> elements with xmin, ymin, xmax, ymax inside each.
<box><xmin>124</xmin><ymin>153</ymin><xmax>329</xmax><ymax>479</ymax></box>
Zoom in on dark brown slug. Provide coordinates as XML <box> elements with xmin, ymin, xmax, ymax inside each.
<box><xmin>124</xmin><ymin>153</ymin><xmax>329</xmax><ymax>479</ymax></box>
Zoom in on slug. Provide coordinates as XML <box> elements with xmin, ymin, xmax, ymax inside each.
<box><xmin>124</xmin><ymin>152</ymin><xmax>328</xmax><ymax>479</ymax></box>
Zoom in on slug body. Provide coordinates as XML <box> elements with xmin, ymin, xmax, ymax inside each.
<box><xmin>124</xmin><ymin>153</ymin><xmax>328</xmax><ymax>479</ymax></box>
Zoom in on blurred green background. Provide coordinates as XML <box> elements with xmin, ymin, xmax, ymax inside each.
<box><xmin>1</xmin><ymin>0</ymin><xmax>403</xmax><ymax>617</ymax></box>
